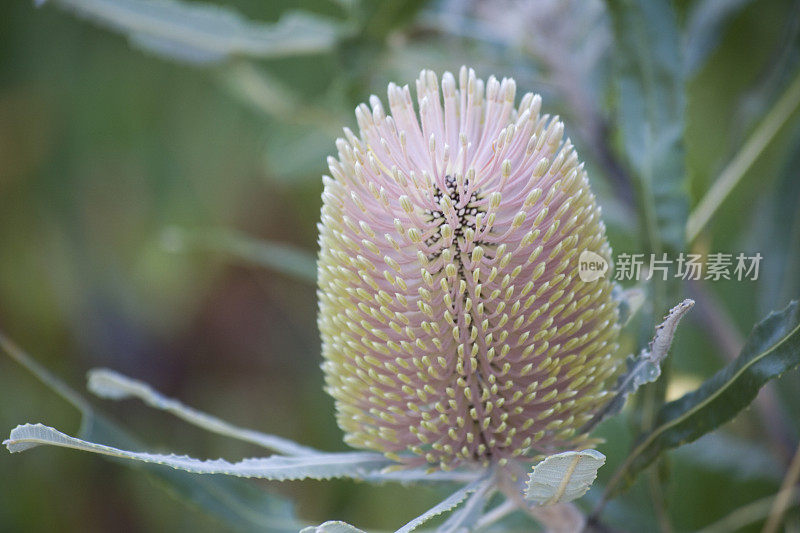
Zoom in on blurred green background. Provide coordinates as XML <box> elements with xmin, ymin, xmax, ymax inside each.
<box><xmin>1</xmin><ymin>0</ymin><xmax>799</xmax><ymax>531</ymax></box>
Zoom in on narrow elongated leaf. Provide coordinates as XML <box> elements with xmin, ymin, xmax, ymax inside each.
<box><xmin>646</xmin><ymin>299</ymin><xmax>695</xmax><ymax>358</ymax></box>
<box><xmin>757</xmin><ymin>124</ymin><xmax>800</xmax><ymax>314</ymax></box>
<box><xmin>606</xmin><ymin>0</ymin><xmax>688</xmax><ymax>256</ymax></box>
<box><xmin>603</xmin><ymin>300</ymin><xmax>800</xmax><ymax>499</ymax></box>
<box><xmin>525</xmin><ymin>450</ymin><xmax>606</xmax><ymax>505</ymax></box>
<box><xmin>81</xmin><ymin>415</ymin><xmax>305</xmax><ymax>532</ymax></box>
<box><xmin>684</xmin><ymin>0</ymin><xmax>754</xmax><ymax>75</ymax></box>
<box><xmin>1</xmin><ymin>333</ymin><xmax>305</xmax><ymax>531</ymax></box>
<box><xmin>161</xmin><ymin>226</ymin><xmax>317</xmax><ymax>283</ymax></box>
<box><xmin>88</xmin><ymin>368</ymin><xmax>319</xmax><ymax>456</ymax></box>
<box><xmin>436</xmin><ymin>480</ymin><xmax>494</xmax><ymax>532</ymax></box>
<box><xmin>4</xmin><ymin>423</ymin><xmax>393</xmax><ymax>480</ymax></box>
<box><xmin>581</xmin><ymin>299</ymin><xmax>694</xmax><ymax>432</ymax></box>
<box><xmin>300</xmin><ymin>521</ymin><xmax>366</xmax><ymax>533</ymax></box>
<box><xmin>361</xmin><ymin>468</ymin><xmax>481</xmax><ymax>484</ymax></box>
<box><xmin>396</xmin><ymin>478</ymin><xmax>489</xmax><ymax>533</ymax></box>
<box><xmin>41</xmin><ymin>0</ymin><xmax>341</xmax><ymax>64</ymax></box>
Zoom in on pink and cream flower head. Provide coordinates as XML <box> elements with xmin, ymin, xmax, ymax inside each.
<box><xmin>317</xmin><ymin>67</ymin><xmax>621</xmax><ymax>471</ymax></box>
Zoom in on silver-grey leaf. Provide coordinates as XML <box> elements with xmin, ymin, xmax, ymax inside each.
<box><xmin>436</xmin><ymin>479</ymin><xmax>494</xmax><ymax>532</ymax></box>
<box><xmin>300</xmin><ymin>521</ymin><xmax>366</xmax><ymax>533</ymax></box>
<box><xmin>40</xmin><ymin>0</ymin><xmax>340</xmax><ymax>64</ymax></box>
<box><xmin>580</xmin><ymin>298</ymin><xmax>694</xmax><ymax>432</ymax></box>
<box><xmin>4</xmin><ymin>423</ymin><xmax>393</xmax><ymax>480</ymax></box>
<box><xmin>87</xmin><ymin>368</ymin><xmax>318</xmax><ymax>456</ymax></box>
<box><xmin>395</xmin><ymin>477</ymin><xmax>490</xmax><ymax>533</ymax></box>
<box><xmin>525</xmin><ymin>449</ymin><xmax>606</xmax><ymax>505</ymax></box>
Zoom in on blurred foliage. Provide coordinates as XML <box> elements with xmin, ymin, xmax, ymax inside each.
<box><xmin>1</xmin><ymin>0</ymin><xmax>800</xmax><ymax>531</ymax></box>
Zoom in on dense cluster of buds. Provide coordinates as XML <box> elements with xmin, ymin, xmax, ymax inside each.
<box><xmin>317</xmin><ymin>68</ymin><xmax>621</xmax><ymax>471</ymax></box>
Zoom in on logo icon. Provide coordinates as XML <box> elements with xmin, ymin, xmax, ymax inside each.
<box><xmin>578</xmin><ymin>250</ymin><xmax>609</xmax><ymax>282</ymax></box>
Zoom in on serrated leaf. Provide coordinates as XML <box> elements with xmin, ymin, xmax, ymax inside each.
<box><xmin>81</xmin><ymin>416</ymin><xmax>304</xmax><ymax>532</ymax></box>
<box><xmin>525</xmin><ymin>450</ymin><xmax>606</xmax><ymax>506</ymax></box>
<box><xmin>396</xmin><ymin>477</ymin><xmax>490</xmax><ymax>533</ymax></box>
<box><xmin>436</xmin><ymin>480</ymin><xmax>494</xmax><ymax>532</ymax></box>
<box><xmin>603</xmin><ymin>300</ymin><xmax>800</xmax><ymax>499</ymax></box>
<box><xmin>88</xmin><ymin>368</ymin><xmax>318</xmax><ymax>456</ymax></box>
<box><xmin>300</xmin><ymin>521</ymin><xmax>366</xmax><ymax>533</ymax></box>
<box><xmin>0</xmin><ymin>333</ymin><xmax>305</xmax><ymax>531</ymax></box>
<box><xmin>41</xmin><ymin>0</ymin><xmax>341</xmax><ymax>64</ymax></box>
<box><xmin>606</xmin><ymin>0</ymin><xmax>688</xmax><ymax>256</ymax></box>
<box><xmin>4</xmin><ymin>423</ymin><xmax>393</xmax><ymax>480</ymax></box>
<box><xmin>161</xmin><ymin>226</ymin><xmax>317</xmax><ymax>284</ymax></box>
<box><xmin>581</xmin><ymin>299</ymin><xmax>694</xmax><ymax>433</ymax></box>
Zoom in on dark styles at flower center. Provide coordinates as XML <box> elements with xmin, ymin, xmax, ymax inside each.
<box><xmin>425</xmin><ymin>174</ymin><xmax>485</xmax><ymax>263</ymax></box>
<box><xmin>424</xmin><ymin>174</ymin><xmax>495</xmax><ymax>461</ymax></box>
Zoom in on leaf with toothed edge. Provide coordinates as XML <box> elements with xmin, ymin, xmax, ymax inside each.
<box><xmin>602</xmin><ymin>300</ymin><xmax>800</xmax><ymax>500</ymax></box>
<box><xmin>86</xmin><ymin>368</ymin><xmax>483</xmax><ymax>483</ymax></box>
<box><xmin>525</xmin><ymin>449</ymin><xmax>606</xmax><ymax>505</ymax></box>
<box><xmin>581</xmin><ymin>299</ymin><xmax>694</xmax><ymax>433</ymax></box>
<box><xmin>0</xmin><ymin>333</ymin><xmax>305</xmax><ymax>531</ymax></box>
<box><xmin>86</xmin><ymin>369</ymin><xmax>484</xmax><ymax>483</ymax></box>
<box><xmin>436</xmin><ymin>479</ymin><xmax>494</xmax><ymax>532</ymax></box>
<box><xmin>395</xmin><ymin>477</ymin><xmax>491</xmax><ymax>533</ymax></box>
<box><xmin>4</xmin><ymin>423</ymin><xmax>394</xmax><ymax>480</ymax></box>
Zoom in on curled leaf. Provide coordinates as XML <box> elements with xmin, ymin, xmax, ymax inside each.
<box><xmin>648</xmin><ymin>299</ymin><xmax>696</xmax><ymax>358</ymax></box>
<box><xmin>525</xmin><ymin>449</ymin><xmax>606</xmax><ymax>505</ymax></box>
<box><xmin>4</xmin><ymin>423</ymin><xmax>392</xmax><ymax>481</ymax></box>
<box><xmin>581</xmin><ymin>298</ymin><xmax>694</xmax><ymax>432</ymax></box>
<box><xmin>0</xmin><ymin>333</ymin><xmax>305</xmax><ymax>531</ymax></box>
<box><xmin>601</xmin><ymin>300</ymin><xmax>800</xmax><ymax>501</ymax></box>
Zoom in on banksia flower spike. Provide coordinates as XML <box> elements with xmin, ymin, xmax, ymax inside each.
<box><xmin>318</xmin><ymin>68</ymin><xmax>621</xmax><ymax>472</ymax></box>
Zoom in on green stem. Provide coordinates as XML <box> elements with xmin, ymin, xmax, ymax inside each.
<box><xmin>0</xmin><ymin>331</ymin><xmax>90</xmax><ymax>414</ymax></box>
<box><xmin>686</xmin><ymin>68</ymin><xmax>800</xmax><ymax>242</ymax></box>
